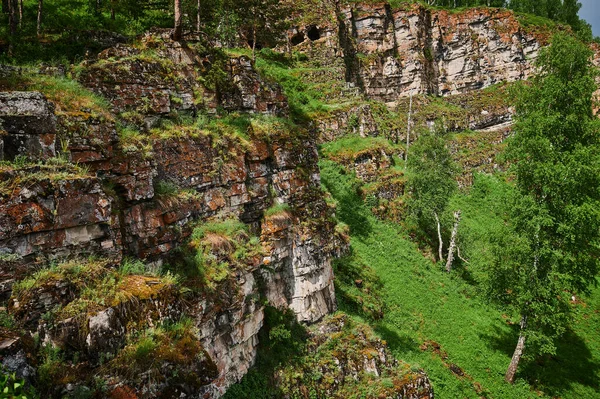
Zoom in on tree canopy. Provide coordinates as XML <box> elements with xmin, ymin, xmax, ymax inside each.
<box><xmin>489</xmin><ymin>32</ymin><xmax>600</xmax><ymax>383</ymax></box>
<box><xmin>406</xmin><ymin>125</ymin><xmax>458</xmax><ymax>261</ymax></box>
<box><xmin>0</xmin><ymin>0</ymin><xmax>594</xmax><ymax>63</ymax></box>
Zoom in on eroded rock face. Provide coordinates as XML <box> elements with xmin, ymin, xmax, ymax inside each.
<box><xmin>79</xmin><ymin>32</ymin><xmax>288</xmax><ymax>118</ymax></box>
<box><xmin>0</xmin><ymin>170</ymin><xmax>120</xmax><ymax>271</ymax></box>
<box><xmin>0</xmin><ymin>92</ymin><xmax>57</xmax><ymax>161</ymax></box>
<box><xmin>276</xmin><ymin>314</ymin><xmax>435</xmax><ymax>399</ymax></box>
<box><xmin>317</xmin><ymin>103</ymin><xmax>383</xmax><ymax>142</ymax></box>
<box><xmin>334</xmin><ymin>4</ymin><xmax>544</xmax><ymax>102</ymax></box>
<box><xmin>0</xmin><ymin>33</ymin><xmax>345</xmax><ymax>397</ymax></box>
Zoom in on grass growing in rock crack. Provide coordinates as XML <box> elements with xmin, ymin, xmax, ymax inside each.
<box><xmin>0</xmin><ymin>71</ymin><xmax>112</xmax><ymax>119</ymax></box>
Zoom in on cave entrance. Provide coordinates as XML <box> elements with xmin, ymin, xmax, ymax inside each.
<box><xmin>291</xmin><ymin>32</ymin><xmax>305</xmax><ymax>46</ymax></box>
<box><xmin>307</xmin><ymin>26</ymin><xmax>321</xmax><ymax>41</ymax></box>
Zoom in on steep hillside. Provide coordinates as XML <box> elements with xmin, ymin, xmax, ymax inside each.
<box><xmin>0</xmin><ymin>1</ymin><xmax>599</xmax><ymax>398</ymax></box>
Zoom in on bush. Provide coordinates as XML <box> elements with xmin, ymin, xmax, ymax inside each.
<box><xmin>0</xmin><ymin>371</ymin><xmax>31</xmax><ymax>399</ymax></box>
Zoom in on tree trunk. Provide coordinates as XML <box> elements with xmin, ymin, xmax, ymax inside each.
<box><xmin>445</xmin><ymin>210</ymin><xmax>461</xmax><ymax>272</ymax></box>
<box><xmin>405</xmin><ymin>93</ymin><xmax>413</xmax><ymax>155</ymax></box>
<box><xmin>110</xmin><ymin>0</ymin><xmax>115</xmax><ymax>20</ymax></box>
<box><xmin>505</xmin><ymin>315</ymin><xmax>527</xmax><ymax>384</ymax></box>
<box><xmin>173</xmin><ymin>0</ymin><xmax>183</xmax><ymax>41</ymax></box>
<box><xmin>37</xmin><ymin>0</ymin><xmax>43</xmax><ymax>36</ymax></box>
<box><xmin>18</xmin><ymin>0</ymin><xmax>22</xmax><ymax>27</ymax></box>
<box><xmin>252</xmin><ymin>24</ymin><xmax>257</xmax><ymax>61</ymax></box>
<box><xmin>8</xmin><ymin>0</ymin><xmax>17</xmax><ymax>36</ymax></box>
<box><xmin>196</xmin><ymin>0</ymin><xmax>201</xmax><ymax>32</ymax></box>
<box><xmin>434</xmin><ymin>211</ymin><xmax>443</xmax><ymax>263</ymax></box>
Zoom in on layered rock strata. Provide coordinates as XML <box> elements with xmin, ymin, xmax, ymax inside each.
<box><xmin>337</xmin><ymin>3</ymin><xmax>543</xmax><ymax>101</ymax></box>
<box><xmin>0</xmin><ymin>34</ymin><xmax>343</xmax><ymax>397</ymax></box>
<box><xmin>0</xmin><ymin>92</ymin><xmax>57</xmax><ymax>161</ymax></box>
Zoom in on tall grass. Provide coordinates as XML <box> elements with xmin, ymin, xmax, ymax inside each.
<box><xmin>319</xmin><ymin>158</ymin><xmax>600</xmax><ymax>399</ymax></box>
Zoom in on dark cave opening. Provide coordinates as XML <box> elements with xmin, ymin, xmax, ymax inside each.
<box><xmin>307</xmin><ymin>25</ymin><xmax>321</xmax><ymax>41</ymax></box>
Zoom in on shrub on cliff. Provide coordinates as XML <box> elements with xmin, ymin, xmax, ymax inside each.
<box><xmin>184</xmin><ymin>219</ymin><xmax>263</xmax><ymax>291</ymax></box>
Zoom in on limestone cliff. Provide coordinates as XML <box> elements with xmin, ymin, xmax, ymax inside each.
<box><xmin>294</xmin><ymin>3</ymin><xmax>547</xmax><ymax>101</ymax></box>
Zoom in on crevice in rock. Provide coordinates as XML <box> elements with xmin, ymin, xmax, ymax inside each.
<box><xmin>418</xmin><ymin>7</ymin><xmax>439</xmax><ymax>95</ymax></box>
<box><xmin>384</xmin><ymin>3</ymin><xmax>399</xmax><ymax>58</ymax></box>
<box><xmin>291</xmin><ymin>32</ymin><xmax>305</xmax><ymax>46</ymax></box>
<box><xmin>337</xmin><ymin>8</ymin><xmax>364</xmax><ymax>91</ymax></box>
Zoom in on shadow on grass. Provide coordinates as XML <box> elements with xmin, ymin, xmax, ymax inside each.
<box><xmin>319</xmin><ymin>160</ymin><xmax>373</xmax><ymax>238</ymax></box>
<box><xmin>482</xmin><ymin>324</ymin><xmax>600</xmax><ymax>395</ymax></box>
<box><xmin>333</xmin><ymin>249</ymin><xmax>386</xmax><ymax>320</ymax></box>
<box><xmin>453</xmin><ymin>262</ymin><xmax>479</xmax><ymax>287</ymax></box>
<box><xmin>374</xmin><ymin>323</ymin><xmax>420</xmax><ymax>354</ymax></box>
<box><xmin>222</xmin><ymin>306</ymin><xmax>307</xmax><ymax>399</ymax></box>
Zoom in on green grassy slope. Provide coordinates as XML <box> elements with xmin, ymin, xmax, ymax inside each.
<box><xmin>320</xmin><ymin>159</ymin><xmax>600</xmax><ymax>399</ymax></box>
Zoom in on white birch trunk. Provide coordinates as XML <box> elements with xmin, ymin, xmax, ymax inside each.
<box><xmin>505</xmin><ymin>315</ymin><xmax>527</xmax><ymax>383</ymax></box>
<box><xmin>445</xmin><ymin>210</ymin><xmax>461</xmax><ymax>272</ymax></box>
<box><xmin>434</xmin><ymin>211</ymin><xmax>443</xmax><ymax>263</ymax></box>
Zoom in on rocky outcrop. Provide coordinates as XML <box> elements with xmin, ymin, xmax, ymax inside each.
<box><xmin>0</xmin><ymin>92</ymin><xmax>57</xmax><ymax>161</ymax></box>
<box><xmin>0</xmin><ymin>167</ymin><xmax>121</xmax><ymax>291</ymax></box>
<box><xmin>276</xmin><ymin>314</ymin><xmax>434</xmax><ymax>398</ymax></box>
<box><xmin>79</xmin><ymin>31</ymin><xmax>288</xmax><ymax>120</ymax></box>
<box><xmin>299</xmin><ymin>3</ymin><xmax>547</xmax><ymax>103</ymax></box>
<box><xmin>342</xmin><ymin>4</ymin><xmax>543</xmax><ymax>101</ymax></box>
<box><xmin>317</xmin><ymin>103</ymin><xmax>384</xmax><ymax>142</ymax></box>
<box><xmin>0</xmin><ymin>32</ymin><xmax>346</xmax><ymax>398</ymax></box>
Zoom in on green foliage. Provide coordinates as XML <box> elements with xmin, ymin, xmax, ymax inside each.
<box><xmin>195</xmin><ymin>112</ymin><xmax>253</xmax><ymax>148</ymax></box>
<box><xmin>264</xmin><ymin>202</ymin><xmax>292</xmax><ymax>217</ymax></box>
<box><xmin>0</xmin><ymin>158</ymin><xmax>91</xmax><ymax>197</ymax></box>
<box><xmin>118</xmin><ymin>258</ymin><xmax>148</xmax><ymax>275</ymax></box>
<box><xmin>407</xmin><ymin>126</ymin><xmax>457</xmax><ymax>219</ymax></box>
<box><xmin>176</xmin><ymin>219</ymin><xmax>263</xmax><ymax>290</ymax></box>
<box><xmin>223</xmin><ymin>306</ymin><xmax>306</xmax><ymax>399</ymax></box>
<box><xmin>449</xmin><ymin>173</ymin><xmax>515</xmax><ymax>284</ymax></box>
<box><xmin>320</xmin><ymin>135</ymin><xmax>401</xmax><ymax>164</ymax></box>
<box><xmin>107</xmin><ymin>318</ymin><xmax>215</xmax><ymax>388</ymax></box>
<box><xmin>490</xmin><ymin>32</ymin><xmax>600</xmax><ymax>365</ymax></box>
<box><xmin>406</xmin><ymin>125</ymin><xmax>457</xmax><ymax>253</ymax></box>
<box><xmin>224</xmin><ymin>0</ymin><xmax>292</xmax><ymax>56</ymax></box>
<box><xmin>0</xmin><ymin>309</ymin><xmax>16</xmax><ymax>329</ymax></box>
<box><xmin>0</xmin><ymin>370</ymin><xmax>32</xmax><ymax>399</ymax></box>
<box><xmin>275</xmin><ymin>314</ymin><xmax>419</xmax><ymax>399</ymax></box>
<box><xmin>0</xmin><ymin>0</ymin><xmax>171</xmax><ymax>63</ymax></box>
<box><xmin>332</xmin><ymin>253</ymin><xmax>385</xmax><ymax>320</ymax></box>
<box><xmin>154</xmin><ymin>180</ymin><xmax>179</xmax><ymax>197</ymax></box>
<box><xmin>0</xmin><ymin>71</ymin><xmax>110</xmax><ymax>118</ymax></box>
<box><xmin>37</xmin><ymin>346</ymin><xmax>65</xmax><ymax>394</ymax></box>
<box><xmin>12</xmin><ymin>259</ymin><xmax>176</xmax><ymax>324</ymax></box>
<box><xmin>319</xmin><ymin>156</ymin><xmax>600</xmax><ymax>398</ymax></box>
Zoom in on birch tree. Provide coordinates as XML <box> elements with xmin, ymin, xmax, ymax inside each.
<box><xmin>489</xmin><ymin>32</ymin><xmax>600</xmax><ymax>384</ymax></box>
<box><xmin>406</xmin><ymin>125</ymin><xmax>457</xmax><ymax>263</ymax></box>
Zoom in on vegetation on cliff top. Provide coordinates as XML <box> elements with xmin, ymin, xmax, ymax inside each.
<box><xmin>1</xmin><ymin>0</ymin><xmax>595</xmax><ymax>64</ymax></box>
